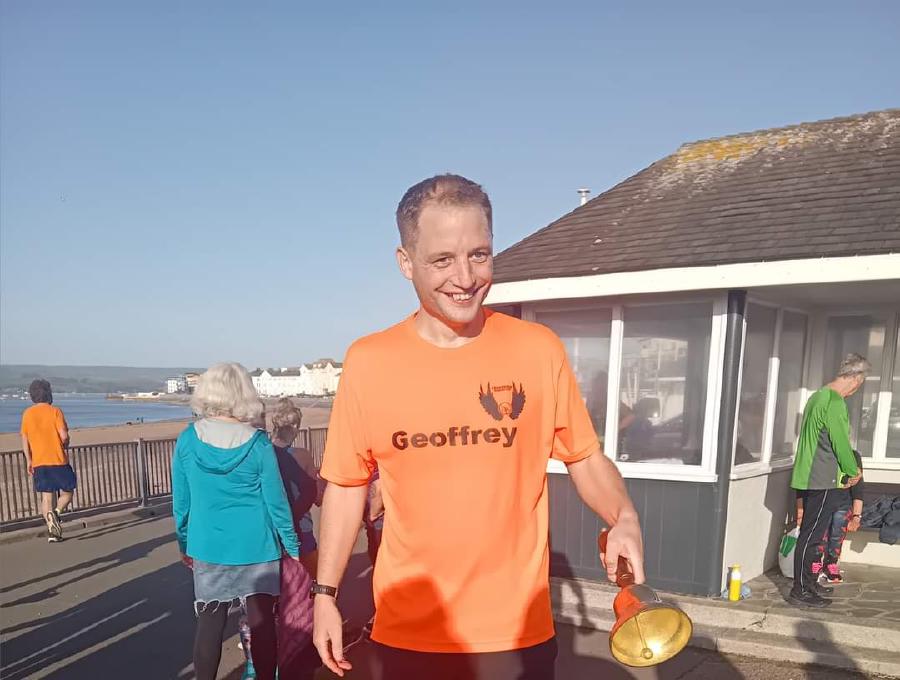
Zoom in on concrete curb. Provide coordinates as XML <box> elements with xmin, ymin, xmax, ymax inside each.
<box><xmin>0</xmin><ymin>501</ymin><xmax>173</xmax><ymax>546</ymax></box>
<box><xmin>553</xmin><ymin>577</ymin><xmax>900</xmax><ymax>678</ymax></box>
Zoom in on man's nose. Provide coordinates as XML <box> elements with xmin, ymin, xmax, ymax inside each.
<box><xmin>453</xmin><ymin>259</ymin><xmax>476</xmax><ymax>289</ymax></box>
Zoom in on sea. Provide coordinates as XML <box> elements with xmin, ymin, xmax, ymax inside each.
<box><xmin>0</xmin><ymin>394</ymin><xmax>193</xmax><ymax>433</ymax></box>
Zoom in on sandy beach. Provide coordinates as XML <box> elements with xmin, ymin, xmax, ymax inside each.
<box><xmin>0</xmin><ymin>404</ymin><xmax>332</xmax><ymax>452</ymax></box>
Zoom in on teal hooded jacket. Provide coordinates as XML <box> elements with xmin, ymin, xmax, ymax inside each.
<box><xmin>172</xmin><ymin>424</ymin><xmax>300</xmax><ymax>564</ymax></box>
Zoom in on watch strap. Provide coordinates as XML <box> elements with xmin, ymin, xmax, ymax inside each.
<box><xmin>310</xmin><ymin>582</ymin><xmax>338</xmax><ymax>599</ymax></box>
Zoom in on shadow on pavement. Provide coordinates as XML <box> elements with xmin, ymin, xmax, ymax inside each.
<box><xmin>550</xmin><ymin>551</ymin><xmax>746</xmax><ymax>678</ymax></box>
<box><xmin>73</xmin><ymin>515</ymin><xmax>165</xmax><ymax>541</ymax></box>
<box><xmin>1</xmin><ymin>532</ymin><xmax>174</xmax><ymax>612</ymax></box>
<box><xmin>795</xmin><ymin>619</ymin><xmax>863</xmax><ymax>676</ymax></box>
<box><xmin>1</xmin><ymin>559</ymin><xmax>196</xmax><ymax>680</ymax></box>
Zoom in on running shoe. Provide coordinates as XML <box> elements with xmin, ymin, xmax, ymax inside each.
<box><xmin>823</xmin><ymin>562</ymin><xmax>844</xmax><ymax>584</ymax></box>
<box><xmin>47</xmin><ymin>511</ymin><xmax>62</xmax><ymax>542</ymax></box>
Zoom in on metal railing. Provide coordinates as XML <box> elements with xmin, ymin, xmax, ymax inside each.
<box><xmin>0</xmin><ymin>426</ymin><xmax>328</xmax><ymax>526</ymax></box>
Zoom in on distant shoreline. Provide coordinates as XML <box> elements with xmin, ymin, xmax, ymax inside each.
<box><xmin>0</xmin><ymin>404</ymin><xmax>332</xmax><ymax>452</ymax></box>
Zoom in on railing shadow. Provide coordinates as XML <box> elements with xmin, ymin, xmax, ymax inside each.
<box><xmin>1</xmin><ymin>517</ymin><xmax>172</xmax><ymax>601</ymax></box>
<box><xmin>0</xmin><ymin>559</ymin><xmax>195</xmax><ymax>680</ymax></box>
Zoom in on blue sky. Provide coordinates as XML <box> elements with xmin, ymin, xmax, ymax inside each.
<box><xmin>1</xmin><ymin>1</ymin><xmax>898</xmax><ymax>368</ymax></box>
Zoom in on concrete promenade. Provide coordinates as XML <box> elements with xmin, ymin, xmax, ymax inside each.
<box><xmin>0</xmin><ymin>507</ymin><xmax>885</xmax><ymax>679</ymax></box>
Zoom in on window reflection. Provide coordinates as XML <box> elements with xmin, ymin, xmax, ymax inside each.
<box><xmin>618</xmin><ymin>303</ymin><xmax>712</xmax><ymax>465</ymax></box>
<box><xmin>534</xmin><ymin>309</ymin><xmax>612</xmax><ymax>440</ymax></box>
<box><xmin>824</xmin><ymin>315</ymin><xmax>886</xmax><ymax>458</ymax></box>
<box><xmin>887</xmin><ymin>319</ymin><xmax>900</xmax><ymax>459</ymax></box>
<box><xmin>735</xmin><ymin>304</ymin><xmax>777</xmax><ymax>466</ymax></box>
<box><xmin>771</xmin><ymin>311</ymin><xmax>808</xmax><ymax>460</ymax></box>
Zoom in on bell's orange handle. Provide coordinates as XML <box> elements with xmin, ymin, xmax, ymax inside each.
<box><xmin>599</xmin><ymin>530</ymin><xmax>635</xmax><ymax>588</ymax></box>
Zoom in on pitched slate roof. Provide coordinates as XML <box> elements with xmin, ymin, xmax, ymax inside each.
<box><xmin>493</xmin><ymin>109</ymin><xmax>900</xmax><ymax>283</ymax></box>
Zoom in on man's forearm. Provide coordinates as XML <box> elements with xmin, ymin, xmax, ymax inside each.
<box><xmin>567</xmin><ymin>451</ymin><xmax>638</xmax><ymax>525</ymax></box>
<box><xmin>317</xmin><ymin>482</ymin><xmax>368</xmax><ymax>588</ymax></box>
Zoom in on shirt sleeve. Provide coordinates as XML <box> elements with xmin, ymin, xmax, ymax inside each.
<box><xmin>825</xmin><ymin>394</ymin><xmax>859</xmax><ymax>478</ymax></box>
<box><xmin>171</xmin><ymin>436</ymin><xmax>191</xmax><ymax>555</ymax></box>
<box><xmin>55</xmin><ymin>408</ymin><xmax>68</xmax><ymax>431</ymax></box>
<box><xmin>20</xmin><ymin>409</ymin><xmax>30</xmax><ymax>436</ymax></box>
<box><xmin>319</xmin><ymin>345</ymin><xmax>374</xmax><ymax>486</ymax></box>
<box><xmin>550</xmin><ymin>341</ymin><xmax>601</xmax><ymax>464</ymax></box>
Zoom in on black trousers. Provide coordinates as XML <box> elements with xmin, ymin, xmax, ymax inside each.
<box><xmin>369</xmin><ymin>637</ymin><xmax>558</xmax><ymax>680</ymax></box>
<box><xmin>794</xmin><ymin>488</ymin><xmax>844</xmax><ymax>594</ymax></box>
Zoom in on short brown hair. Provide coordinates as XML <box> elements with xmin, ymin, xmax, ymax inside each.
<box><xmin>396</xmin><ymin>173</ymin><xmax>492</xmax><ymax>249</ymax></box>
<box><xmin>29</xmin><ymin>379</ymin><xmax>53</xmax><ymax>404</ymax></box>
<box><xmin>271</xmin><ymin>397</ymin><xmax>303</xmax><ymax>432</ymax></box>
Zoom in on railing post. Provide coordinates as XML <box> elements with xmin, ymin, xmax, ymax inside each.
<box><xmin>135</xmin><ymin>439</ymin><xmax>149</xmax><ymax>507</ymax></box>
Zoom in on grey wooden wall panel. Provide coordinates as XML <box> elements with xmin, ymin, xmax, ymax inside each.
<box><xmin>548</xmin><ymin>474</ymin><xmax>720</xmax><ymax>595</ymax></box>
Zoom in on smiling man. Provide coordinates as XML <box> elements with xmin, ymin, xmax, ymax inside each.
<box><xmin>312</xmin><ymin>174</ymin><xmax>645</xmax><ymax>679</ymax></box>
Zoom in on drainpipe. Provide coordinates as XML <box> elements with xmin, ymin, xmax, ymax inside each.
<box><xmin>707</xmin><ymin>289</ymin><xmax>746</xmax><ymax>595</ymax></box>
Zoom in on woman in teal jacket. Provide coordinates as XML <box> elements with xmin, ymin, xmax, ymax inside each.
<box><xmin>173</xmin><ymin>362</ymin><xmax>299</xmax><ymax>680</ymax></box>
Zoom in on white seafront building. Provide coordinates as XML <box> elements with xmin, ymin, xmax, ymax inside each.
<box><xmin>251</xmin><ymin>359</ymin><xmax>342</xmax><ymax>397</ymax></box>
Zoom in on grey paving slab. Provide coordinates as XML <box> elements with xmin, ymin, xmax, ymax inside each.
<box><xmin>1</xmin><ymin>509</ymin><xmax>894</xmax><ymax>679</ymax></box>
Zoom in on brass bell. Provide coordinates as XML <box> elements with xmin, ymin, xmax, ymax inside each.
<box><xmin>599</xmin><ymin>531</ymin><xmax>693</xmax><ymax>667</ymax></box>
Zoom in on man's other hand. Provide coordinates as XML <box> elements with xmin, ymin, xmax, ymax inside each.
<box><xmin>314</xmin><ymin>595</ymin><xmax>353</xmax><ymax>676</ymax></box>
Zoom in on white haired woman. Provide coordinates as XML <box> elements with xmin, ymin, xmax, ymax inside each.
<box><xmin>172</xmin><ymin>363</ymin><xmax>299</xmax><ymax>680</ymax></box>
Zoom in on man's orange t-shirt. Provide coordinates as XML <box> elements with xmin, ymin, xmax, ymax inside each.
<box><xmin>320</xmin><ymin>310</ymin><xmax>599</xmax><ymax>653</ymax></box>
<box><xmin>20</xmin><ymin>403</ymin><xmax>68</xmax><ymax>467</ymax></box>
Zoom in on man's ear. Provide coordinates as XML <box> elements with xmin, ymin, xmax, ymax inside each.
<box><xmin>396</xmin><ymin>246</ymin><xmax>413</xmax><ymax>281</ymax></box>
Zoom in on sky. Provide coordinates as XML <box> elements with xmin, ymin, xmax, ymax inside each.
<box><xmin>1</xmin><ymin>1</ymin><xmax>898</xmax><ymax>368</ymax></box>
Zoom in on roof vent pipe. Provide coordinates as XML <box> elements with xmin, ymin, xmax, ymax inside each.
<box><xmin>578</xmin><ymin>188</ymin><xmax>591</xmax><ymax>206</ymax></box>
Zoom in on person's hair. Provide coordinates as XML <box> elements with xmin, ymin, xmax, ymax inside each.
<box><xmin>270</xmin><ymin>397</ymin><xmax>303</xmax><ymax>438</ymax></box>
<box><xmin>29</xmin><ymin>379</ymin><xmax>53</xmax><ymax>404</ymax></box>
<box><xmin>396</xmin><ymin>173</ymin><xmax>492</xmax><ymax>249</ymax></box>
<box><xmin>836</xmin><ymin>353</ymin><xmax>871</xmax><ymax>379</ymax></box>
<box><xmin>190</xmin><ymin>362</ymin><xmax>264</xmax><ymax>423</ymax></box>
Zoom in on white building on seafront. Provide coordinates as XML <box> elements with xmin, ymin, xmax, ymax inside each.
<box><xmin>166</xmin><ymin>376</ymin><xmax>188</xmax><ymax>394</ymax></box>
<box><xmin>251</xmin><ymin>359</ymin><xmax>342</xmax><ymax>397</ymax></box>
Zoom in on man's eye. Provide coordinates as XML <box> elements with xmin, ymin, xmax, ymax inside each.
<box><xmin>471</xmin><ymin>252</ymin><xmax>491</xmax><ymax>263</ymax></box>
<box><xmin>433</xmin><ymin>258</ymin><xmax>452</xmax><ymax>268</ymax></box>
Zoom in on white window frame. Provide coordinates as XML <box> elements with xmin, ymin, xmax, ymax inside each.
<box><xmin>730</xmin><ymin>300</ymin><xmax>811</xmax><ymax>480</ymax></box>
<box><xmin>531</xmin><ymin>294</ymin><xmax>725</xmax><ymax>483</ymax></box>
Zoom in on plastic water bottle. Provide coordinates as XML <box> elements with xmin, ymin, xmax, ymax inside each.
<box><xmin>728</xmin><ymin>564</ymin><xmax>742</xmax><ymax>602</ymax></box>
<box><xmin>239</xmin><ymin>618</ymin><xmax>256</xmax><ymax>679</ymax></box>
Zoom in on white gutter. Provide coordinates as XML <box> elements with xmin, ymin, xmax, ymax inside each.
<box><xmin>486</xmin><ymin>253</ymin><xmax>900</xmax><ymax>304</ymax></box>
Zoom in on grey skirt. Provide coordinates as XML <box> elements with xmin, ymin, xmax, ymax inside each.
<box><xmin>192</xmin><ymin>559</ymin><xmax>280</xmax><ymax>613</ymax></box>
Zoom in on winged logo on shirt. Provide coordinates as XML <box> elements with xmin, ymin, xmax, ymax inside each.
<box><xmin>479</xmin><ymin>382</ymin><xmax>526</xmax><ymax>421</ymax></box>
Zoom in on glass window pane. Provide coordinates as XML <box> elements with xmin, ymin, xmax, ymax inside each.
<box><xmin>771</xmin><ymin>311</ymin><xmax>808</xmax><ymax>461</ymax></box>
<box><xmin>887</xmin><ymin>319</ymin><xmax>900</xmax><ymax>459</ymax></box>
<box><xmin>618</xmin><ymin>302</ymin><xmax>712</xmax><ymax>465</ymax></box>
<box><xmin>534</xmin><ymin>309</ymin><xmax>612</xmax><ymax>440</ymax></box>
<box><xmin>735</xmin><ymin>304</ymin><xmax>777</xmax><ymax>466</ymax></box>
<box><xmin>823</xmin><ymin>315</ymin><xmax>886</xmax><ymax>458</ymax></box>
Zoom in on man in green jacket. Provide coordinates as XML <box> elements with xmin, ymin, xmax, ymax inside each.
<box><xmin>789</xmin><ymin>353</ymin><xmax>868</xmax><ymax>608</ymax></box>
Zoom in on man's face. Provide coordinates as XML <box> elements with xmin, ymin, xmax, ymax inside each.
<box><xmin>846</xmin><ymin>374</ymin><xmax>866</xmax><ymax>397</ymax></box>
<box><xmin>397</xmin><ymin>203</ymin><xmax>493</xmax><ymax>333</ymax></box>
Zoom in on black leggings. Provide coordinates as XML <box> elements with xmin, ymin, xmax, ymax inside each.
<box><xmin>194</xmin><ymin>594</ymin><xmax>277</xmax><ymax>680</ymax></box>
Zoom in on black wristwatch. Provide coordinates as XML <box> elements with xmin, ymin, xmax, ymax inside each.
<box><xmin>310</xmin><ymin>581</ymin><xmax>338</xmax><ymax>599</ymax></box>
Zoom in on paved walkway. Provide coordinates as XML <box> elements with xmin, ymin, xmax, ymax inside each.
<box><xmin>737</xmin><ymin>563</ymin><xmax>900</xmax><ymax>623</ymax></box>
<box><xmin>0</xmin><ymin>508</ymin><xmax>888</xmax><ymax>679</ymax></box>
